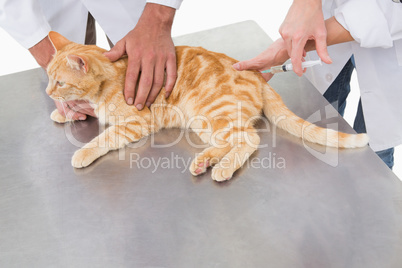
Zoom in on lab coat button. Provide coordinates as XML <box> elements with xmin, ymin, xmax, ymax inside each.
<box><xmin>326</xmin><ymin>73</ymin><xmax>333</xmax><ymax>82</ymax></box>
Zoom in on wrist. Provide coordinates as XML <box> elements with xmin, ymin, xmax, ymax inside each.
<box><xmin>305</xmin><ymin>17</ymin><xmax>354</xmax><ymax>52</ymax></box>
<box><xmin>271</xmin><ymin>38</ymin><xmax>290</xmax><ymax>65</ymax></box>
<box><xmin>293</xmin><ymin>0</ymin><xmax>321</xmax><ymax>5</ymax></box>
<box><xmin>139</xmin><ymin>3</ymin><xmax>176</xmax><ymax>31</ymax></box>
<box><xmin>28</xmin><ymin>36</ymin><xmax>55</xmax><ymax>69</ymax></box>
<box><xmin>292</xmin><ymin>0</ymin><xmax>322</xmax><ymax>15</ymax></box>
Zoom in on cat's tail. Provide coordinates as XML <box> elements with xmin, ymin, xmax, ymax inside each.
<box><xmin>261</xmin><ymin>84</ymin><xmax>369</xmax><ymax>148</ymax></box>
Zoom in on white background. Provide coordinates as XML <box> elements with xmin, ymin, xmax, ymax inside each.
<box><xmin>0</xmin><ymin>0</ymin><xmax>401</xmax><ymax>179</ymax></box>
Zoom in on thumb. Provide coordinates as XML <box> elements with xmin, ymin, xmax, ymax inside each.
<box><xmin>233</xmin><ymin>58</ymin><xmax>263</xmax><ymax>71</ymax></box>
<box><xmin>103</xmin><ymin>40</ymin><xmax>126</xmax><ymax>62</ymax></box>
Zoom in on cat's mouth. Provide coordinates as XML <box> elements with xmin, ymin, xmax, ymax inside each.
<box><xmin>50</xmin><ymin>95</ymin><xmax>66</xmax><ymax>102</ymax></box>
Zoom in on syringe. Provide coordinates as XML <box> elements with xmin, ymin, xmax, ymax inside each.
<box><xmin>260</xmin><ymin>59</ymin><xmax>322</xmax><ymax>74</ymax></box>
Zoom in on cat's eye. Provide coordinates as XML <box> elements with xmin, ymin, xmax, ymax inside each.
<box><xmin>57</xmin><ymin>81</ymin><xmax>65</xmax><ymax>86</ymax></box>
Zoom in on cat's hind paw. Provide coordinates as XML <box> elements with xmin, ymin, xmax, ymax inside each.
<box><xmin>211</xmin><ymin>163</ymin><xmax>235</xmax><ymax>182</ymax></box>
<box><xmin>189</xmin><ymin>147</ymin><xmax>231</xmax><ymax>177</ymax></box>
<box><xmin>50</xmin><ymin>109</ymin><xmax>73</xmax><ymax>123</ymax></box>
<box><xmin>72</xmin><ymin>148</ymin><xmax>102</xmax><ymax>168</ymax></box>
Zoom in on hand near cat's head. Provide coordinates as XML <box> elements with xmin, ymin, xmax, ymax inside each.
<box><xmin>45</xmin><ymin>31</ymin><xmax>97</xmax><ymax>121</ymax></box>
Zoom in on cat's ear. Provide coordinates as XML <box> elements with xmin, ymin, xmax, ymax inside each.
<box><xmin>66</xmin><ymin>55</ymin><xmax>89</xmax><ymax>74</ymax></box>
<box><xmin>48</xmin><ymin>31</ymin><xmax>71</xmax><ymax>51</ymax></box>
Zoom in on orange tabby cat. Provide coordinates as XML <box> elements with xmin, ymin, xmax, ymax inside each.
<box><xmin>46</xmin><ymin>31</ymin><xmax>368</xmax><ymax>181</ymax></box>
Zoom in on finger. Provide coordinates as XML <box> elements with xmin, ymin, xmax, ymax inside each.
<box><xmin>65</xmin><ymin>101</ymin><xmax>90</xmax><ymax>120</ymax></box>
<box><xmin>77</xmin><ymin>107</ymin><xmax>96</xmax><ymax>117</ymax></box>
<box><xmin>69</xmin><ymin>101</ymin><xmax>96</xmax><ymax>117</ymax></box>
<box><xmin>233</xmin><ymin>58</ymin><xmax>265</xmax><ymax>71</ymax></box>
<box><xmin>124</xmin><ymin>58</ymin><xmax>141</xmax><ymax>105</ymax></box>
<box><xmin>302</xmin><ymin>58</ymin><xmax>307</xmax><ymax>74</ymax></box>
<box><xmin>134</xmin><ymin>62</ymin><xmax>154</xmax><ymax>110</ymax></box>
<box><xmin>55</xmin><ymin>100</ymin><xmax>68</xmax><ymax>116</ymax></box>
<box><xmin>315</xmin><ymin>37</ymin><xmax>332</xmax><ymax>64</ymax></box>
<box><xmin>279</xmin><ymin>24</ymin><xmax>292</xmax><ymax>58</ymax></box>
<box><xmin>281</xmin><ymin>34</ymin><xmax>293</xmax><ymax>60</ymax></box>
<box><xmin>145</xmin><ymin>60</ymin><xmax>165</xmax><ymax>107</ymax></box>
<box><xmin>302</xmin><ymin>50</ymin><xmax>308</xmax><ymax>73</ymax></box>
<box><xmin>66</xmin><ymin>109</ymin><xmax>87</xmax><ymax>121</ymax></box>
<box><xmin>164</xmin><ymin>52</ymin><xmax>177</xmax><ymax>98</ymax></box>
<box><xmin>56</xmin><ymin>101</ymin><xmax>87</xmax><ymax>121</ymax></box>
<box><xmin>103</xmin><ymin>40</ymin><xmax>126</xmax><ymax>62</ymax></box>
<box><xmin>290</xmin><ymin>38</ymin><xmax>307</xmax><ymax>76</ymax></box>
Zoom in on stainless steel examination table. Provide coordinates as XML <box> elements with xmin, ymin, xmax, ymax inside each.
<box><xmin>1</xmin><ymin>21</ymin><xmax>402</xmax><ymax>268</ymax></box>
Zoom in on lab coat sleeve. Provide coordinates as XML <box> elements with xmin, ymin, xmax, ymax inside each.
<box><xmin>334</xmin><ymin>0</ymin><xmax>402</xmax><ymax>48</ymax></box>
<box><xmin>146</xmin><ymin>0</ymin><xmax>183</xmax><ymax>10</ymax></box>
<box><xmin>0</xmin><ymin>0</ymin><xmax>51</xmax><ymax>49</ymax></box>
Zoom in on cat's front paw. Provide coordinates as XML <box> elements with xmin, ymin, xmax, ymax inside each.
<box><xmin>190</xmin><ymin>158</ymin><xmax>210</xmax><ymax>176</ymax></box>
<box><xmin>72</xmin><ymin>148</ymin><xmax>101</xmax><ymax>168</ymax></box>
<box><xmin>50</xmin><ymin>109</ymin><xmax>73</xmax><ymax>123</ymax></box>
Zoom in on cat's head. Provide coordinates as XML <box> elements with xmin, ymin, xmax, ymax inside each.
<box><xmin>45</xmin><ymin>31</ymin><xmax>110</xmax><ymax>102</ymax></box>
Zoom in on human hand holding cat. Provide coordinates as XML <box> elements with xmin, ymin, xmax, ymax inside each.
<box><xmin>54</xmin><ymin>100</ymin><xmax>96</xmax><ymax>121</ymax></box>
<box><xmin>29</xmin><ymin>36</ymin><xmax>95</xmax><ymax>120</ymax></box>
<box><xmin>104</xmin><ymin>3</ymin><xmax>177</xmax><ymax>111</ymax></box>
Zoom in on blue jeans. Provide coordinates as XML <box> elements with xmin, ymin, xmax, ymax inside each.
<box><xmin>323</xmin><ymin>57</ymin><xmax>394</xmax><ymax>169</ymax></box>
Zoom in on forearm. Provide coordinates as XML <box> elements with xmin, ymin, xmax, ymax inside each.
<box><xmin>28</xmin><ymin>36</ymin><xmax>55</xmax><ymax>69</ymax></box>
<box><xmin>305</xmin><ymin>17</ymin><xmax>354</xmax><ymax>52</ymax></box>
<box><xmin>145</xmin><ymin>0</ymin><xmax>183</xmax><ymax>10</ymax></box>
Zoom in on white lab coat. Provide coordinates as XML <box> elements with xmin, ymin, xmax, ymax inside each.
<box><xmin>0</xmin><ymin>0</ymin><xmax>183</xmax><ymax>49</ymax></box>
<box><xmin>305</xmin><ymin>0</ymin><xmax>402</xmax><ymax>151</ymax></box>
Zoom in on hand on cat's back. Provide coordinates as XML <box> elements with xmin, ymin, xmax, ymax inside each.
<box><xmin>103</xmin><ymin>3</ymin><xmax>177</xmax><ymax>111</ymax></box>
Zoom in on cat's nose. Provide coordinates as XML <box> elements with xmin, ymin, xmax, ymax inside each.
<box><xmin>45</xmin><ymin>86</ymin><xmax>54</xmax><ymax>96</ymax></box>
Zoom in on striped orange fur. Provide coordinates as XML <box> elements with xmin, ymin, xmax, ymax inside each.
<box><xmin>46</xmin><ymin>31</ymin><xmax>369</xmax><ymax>181</ymax></box>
